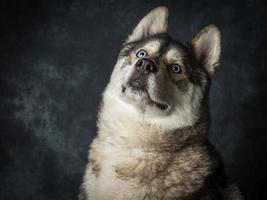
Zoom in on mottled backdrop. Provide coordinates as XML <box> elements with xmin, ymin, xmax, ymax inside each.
<box><xmin>0</xmin><ymin>0</ymin><xmax>266</xmax><ymax>199</ymax></box>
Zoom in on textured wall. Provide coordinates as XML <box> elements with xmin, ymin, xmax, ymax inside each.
<box><xmin>0</xmin><ymin>0</ymin><xmax>266</xmax><ymax>199</ymax></box>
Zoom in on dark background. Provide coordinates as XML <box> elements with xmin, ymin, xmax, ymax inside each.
<box><xmin>0</xmin><ymin>0</ymin><xmax>267</xmax><ymax>199</ymax></box>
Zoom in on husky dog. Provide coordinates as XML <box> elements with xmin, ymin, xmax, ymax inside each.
<box><xmin>79</xmin><ymin>6</ymin><xmax>242</xmax><ymax>200</ymax></box>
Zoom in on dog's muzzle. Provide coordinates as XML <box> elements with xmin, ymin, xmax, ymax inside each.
<box><xmin>128</xmin><ymin>58</ymin><xmax>157</xmax><ymax>90</ymax></box>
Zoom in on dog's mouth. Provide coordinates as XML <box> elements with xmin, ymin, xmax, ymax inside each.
<box><xmin>122</xmin><ymin>82</ymin><xmax>169</xmax><ymax>111</ymax></box>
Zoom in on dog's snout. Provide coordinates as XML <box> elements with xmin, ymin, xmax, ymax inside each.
<box><xmin>129</xmin><ymin>59</ymin><xmax>157</xmax><ymax>89</ymax></box>
<box><xmin>135</xmin><ymin>58</ymin><xmax>157</xmax><ymax>74</ymax></box>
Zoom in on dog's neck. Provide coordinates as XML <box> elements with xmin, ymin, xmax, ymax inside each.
<box><xmin>97</xmin><ymin>93</ymin><xmax>208</xmax><ymax>151</ymax></box>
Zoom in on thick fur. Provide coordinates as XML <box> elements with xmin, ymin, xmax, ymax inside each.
<box><xmin>80</xmin><ymin>6</ymin><xmax>242</xmax><ymax>200</ymax></box>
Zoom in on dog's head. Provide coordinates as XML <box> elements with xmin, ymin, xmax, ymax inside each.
<box><xmin>104</xmin><ymin>7</ymin><xmax>220</xmax><ymax>129</ymax></box>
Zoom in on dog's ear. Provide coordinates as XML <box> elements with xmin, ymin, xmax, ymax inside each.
<box><xmin>127</xmin><ymin>6</ymin><xmax>168</xmax><ymax>43</ymax></box>
<box><xmin>192</xmin><ymin>25</ymin><xmax>221</xmax><ymax>76</ymax></box>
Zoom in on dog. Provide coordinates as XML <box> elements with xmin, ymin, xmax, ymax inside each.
<box><xmin>79</xmin><ymin>6</ymin><xmax>242</xmax><ymax>200</ymax></box>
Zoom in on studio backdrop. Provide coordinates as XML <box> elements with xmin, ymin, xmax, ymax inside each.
<box><xmin>0</xmin><ymin>0</ymin><xmax>266</xmax><ymax>199</ymax></box>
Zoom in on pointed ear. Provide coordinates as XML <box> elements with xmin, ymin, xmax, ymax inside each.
<box><xmin>192</xmin><ymin>25</ymin><xmax>221</xmax><ymax>76</ymax></box>
<box><xmin>127</xmin><ymin>6</ymin><xmax>169</xmax><ymax>43</ymax></box>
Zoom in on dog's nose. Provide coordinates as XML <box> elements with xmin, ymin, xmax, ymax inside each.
<box><xmin>135</xmin><ymin>58</ymin><xmax>157</xmax><ymax>74</ymax></box>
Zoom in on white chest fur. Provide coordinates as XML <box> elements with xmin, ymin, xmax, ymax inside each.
<box><xmin>83</xmin><ymin>134</ymin><xmax>212</xmax><ymax>200</ymax></box>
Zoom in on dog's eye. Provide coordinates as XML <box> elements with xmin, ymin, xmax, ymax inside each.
<box><xmin>170</xmin><ymin>64</ymin><xmax>182</xmax><ymax>74</ymax></box>
<box><xmin>136</xmin><ymin>50</ymin><xmax>147</xmax><ymax>58</ymax></box>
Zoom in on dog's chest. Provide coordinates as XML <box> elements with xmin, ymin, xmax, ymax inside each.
<box><xmin>89</xmin><ymin>137</ymin><xmax>211</xmax><ymax>200</ymax></box>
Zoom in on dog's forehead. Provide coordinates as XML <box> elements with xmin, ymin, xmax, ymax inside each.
<box><xmin>165</xmin><ymin>44</ymin><xmax>186</xmax><ymax>61</ymax></box>
<box><xmin>142</xmin><ymin>40</ymin><xmax>162</xmax><ymax>53</ymax></box>
<box><xmin>141</xmin><ymin>37</ymin><xmax>187</xmax><ymax>59</ymax></box>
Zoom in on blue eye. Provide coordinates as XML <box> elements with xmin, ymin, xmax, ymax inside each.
<box><xmin>137</xmin><ymin>49</ymin><xmax>147</xmax><ymax>58</ymax></box>
<box><xmin>170</xmin><ymin>64</ymin><xmax>182</xmax><ymax>74</ymax></box>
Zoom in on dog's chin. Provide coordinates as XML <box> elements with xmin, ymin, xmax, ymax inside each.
<box><xmin>121</xmin><ymin>85</ymin><xmax>169</xmax><ymax>111</ymax></box>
